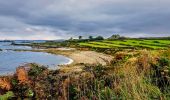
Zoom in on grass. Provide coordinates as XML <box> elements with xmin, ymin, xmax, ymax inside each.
<box><xmin>79</xmin><ymin>43</ymin><xmax>111</xmax><ymax>49</ymax></box>
<box><xmin>79</xmin><ymin>39</ymin><xmax>170</xmax><ymax>49</ymax></box>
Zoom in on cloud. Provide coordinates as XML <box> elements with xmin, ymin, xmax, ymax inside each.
<box><xmin>0</xmin><ymin>0</ymin><xmax>170</xmax><ymax>39</ymax></box>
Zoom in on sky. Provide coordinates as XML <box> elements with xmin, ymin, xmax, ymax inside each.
<box><xmin>0</xmin><ymin>0</ymin><xmax>170</xmax><ymax>40</ymax></box>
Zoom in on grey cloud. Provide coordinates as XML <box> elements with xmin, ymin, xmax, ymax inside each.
<box><xmin>0</xmin><ymin>0</ymin><xmax>170</xmax><ymax>39</ymax></box>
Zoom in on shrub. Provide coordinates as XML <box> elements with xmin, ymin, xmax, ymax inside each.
<box><xmin>28</xmin><ymin>64</ymin><xmax>46</xmax><ymax>76</ymax></box>
<box><xmin>16</xmin><ymin>67</ymin><xmax>29</xmax><ymax>84</ymax></box>
<box><xmin>153</xmin><ymin>41</ymin><xmax>160</xmax><ymax>43</ymax></box>
<box><xmin>0</xmin><ymin>78</ymin><xmax>11</xmax><ymax>90</ymax></box>
<box><xmin>0</xmin><ymin>91</ymin><xmax>14</xmax><ymax>100</ymax></box>
<box><xmin>26</xmin><ymin>88</ymin><xmax>34</xmax><ymax>97</ymax></box>
<box><xmin>151</xmin><ymin>57</ymin><xmax>170</xmax><ymax>92</ymax></box>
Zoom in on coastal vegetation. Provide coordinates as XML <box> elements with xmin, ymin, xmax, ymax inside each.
<box><xmin>1</xmin><ymin>49</ymin><xmax>170</xmax><ymax>99</ymax></box>
<box><xmin>1</xmin><ymin>35</ymin><xmax>170</xmax><ymax>99</ymax></box>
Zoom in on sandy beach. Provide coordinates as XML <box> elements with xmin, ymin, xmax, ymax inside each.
<box><xmin>43</xmin><ymin>48</ymin><xmax>113</xmax><ymax>73</ymax></box>
<box><xmin>45</xmin><ymin>48</ymin><xmax>113</xmax><ymax>65</ymax></box>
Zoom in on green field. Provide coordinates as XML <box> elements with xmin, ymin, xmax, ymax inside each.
<box><xmin>79</xmin><ymin>39</ymin><xmax>170</xmax><ymax>49</ymax></box>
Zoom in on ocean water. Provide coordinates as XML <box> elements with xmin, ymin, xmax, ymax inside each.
<box><xmin>0</xmin><ymin>41</ymin><xmax>71</xmax><ymax>75</ymax></box>
<box><xmin>0</xmin><ymin>42</ymin><xmax>32</xmax><ymax>50</ymax></box>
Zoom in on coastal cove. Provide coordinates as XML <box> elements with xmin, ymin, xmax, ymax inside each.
<box><xmin>0</xmin><ymin>41</ymin><xmax>73</xmax><ymax>75</ymax></box>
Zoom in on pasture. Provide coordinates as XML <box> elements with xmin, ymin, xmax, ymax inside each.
<box><xmin>79</xmin><ymin>39</ymin><xmax>170</xmax><ymax>49</ymax></box>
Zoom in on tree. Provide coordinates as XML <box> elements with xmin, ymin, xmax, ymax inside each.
<box><xmin>89</xmin><ymin>36</ymin><xmax>93</xmax><ymax>40</ymax></box>
<box><xmin>78</xmin><ymin>36</ymin><xmax>82</xmax><ymax>40</ymax></box>
<box><xmin>69</xmin><ymin>37</ymin><xmax>73</xmax><ymax>41</ymax></box>
<box><xmin>95</xmin><ymin>36</ymin><xmax>104</xmax><ymax>40</ymax></box>
<box><xmin>109</xmin><ymin>34</ymin><xmax>120</xmax><ymax>40</ymax></box>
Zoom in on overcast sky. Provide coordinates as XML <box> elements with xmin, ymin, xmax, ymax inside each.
<box><xmin>0</xmin><ymin>0</ymin><xmax>170</xmax><ymax>40</ymax></box>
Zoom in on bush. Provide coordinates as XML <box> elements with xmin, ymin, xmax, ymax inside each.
<box><xmin>151</xmin><ymin>57</ymin><xmax>170</xmax><ymax>91</ymax></box>
<box><xmin>153</xmin><ymin>41</ymin><xmax>160</xmax><ymax>43</ymax></box>
<box><xmin>28</xmin><ymin>64</ymin><xmax>46</xmax><ymax>76</ymax></box>
<box><xmin>0</xmin><ymin>91</ymin><xmax>14</xmax><ymax>99</ymax></box>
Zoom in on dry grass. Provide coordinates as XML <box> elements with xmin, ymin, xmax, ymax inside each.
<box><xmin>109</xmin><ymin>50</ymin><xmax>162</xmax><ymax>100</ymax></box>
